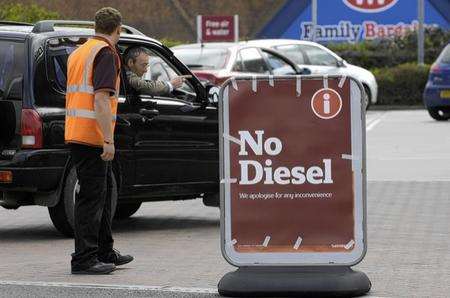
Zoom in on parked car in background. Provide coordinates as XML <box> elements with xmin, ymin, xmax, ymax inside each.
<box><xmin>243</xmin><ymin>39</ymin><xmax>378</xmax><ymax>109</ymax></box>
<box><xmin>0</xmin><ymin>20</ymin><xmax>219</xmax><ymax>237</ymax></box>
<box><xmin>423</xmin><ymin>44</ymin><xmax>450</xmax><ymax>121</ymax></box>
<box><xmin>171</xmin><ymin>42</ymin><xmax>306</xmax><ymax>86</ymax></box>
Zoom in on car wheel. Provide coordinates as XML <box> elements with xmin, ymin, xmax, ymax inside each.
<box><xmin>427</xmin><ymin>107</ymin><xmax>450</xmax><ymax>121</ymax></box>
<box><xmin>114</xmin><ymin>202</ymin><xmax>142</xmax><ymax>219</ymax></box>
<box><xmin>202</xmin><ymin>193</ymin><xmax>220</xmax><ymax>207</ymax></box>
<box><xmin>48</xmin><ymin>166</ymin><xmax>118</xmax><ymax>237</ymax></box>
<box><xmin>363</xmin><ymin>85</ymin><xmax>371</xmax><ymax>111</ymax></box>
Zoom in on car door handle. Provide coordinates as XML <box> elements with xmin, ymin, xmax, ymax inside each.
<box><xmin>116</xmin><ymin>115</ymin><xmax>131</xmax><ymax>127</ymax></box>
<box><xmin>139</xmin><ymin>108</ymin><xmax>159</xmax><ymax>118</ymax></box>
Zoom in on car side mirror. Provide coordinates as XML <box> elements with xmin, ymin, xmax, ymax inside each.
<box><xmin>206</xmin><ymin>84</ymin><xmax>220</xmax><ymax>105</ymax></box>
<box><xmin>299</xmin><ymin>67</ymin><xmax>311</xmax><ymax>75</ymax></box>
<box><xmin>336</xmin><ymin>59</ymin><xmax>345</xmax><ymax>68</ymax></box>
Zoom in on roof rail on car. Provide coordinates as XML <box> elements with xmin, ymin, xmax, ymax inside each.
<box><xmin>0</xmin><ymin>21</ymin><xmax>33</xmax><ymax>26</ymax></box>
<box><xmin>31</xmin><ymin>20</ymin><xmax>145</xmax><ymax>36</ymax></box>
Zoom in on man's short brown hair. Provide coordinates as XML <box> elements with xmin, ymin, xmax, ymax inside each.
<box><xmin>94</xmin><ymin>7</ymin><xmax>122</xmax><ymax>34</ymax></box>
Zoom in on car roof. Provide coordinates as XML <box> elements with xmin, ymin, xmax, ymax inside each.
<box><xmin>172</xmin><ymin>42</ymin><xmax>240</xmax><ymax>50</ymax></box>
<box><xmin>241</xmin><ymin>39</ymin><xmax>322</xmax><ymax>47</ymax></box>
<box><xmin>0</xmin><ymin>24</ymin><xmax>162</xmax><ymax>45</ymax></box>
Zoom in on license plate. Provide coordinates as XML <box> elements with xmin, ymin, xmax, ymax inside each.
<box><xmin>441</xmin><ymin>90</ymin><xmax>450</xmax><ymax>98</ymax></box>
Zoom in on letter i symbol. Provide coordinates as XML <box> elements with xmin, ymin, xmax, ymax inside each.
<box><xmin>323</xmin><ymin>93</ymin><xmax>330</xmax><ymax>114</ymax></box>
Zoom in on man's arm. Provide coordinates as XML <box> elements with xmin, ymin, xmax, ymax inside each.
<box><xmin>127</xmin><ymin>72</ymin><xmax>170</xmax><ymax>96</ymax></box>
<box><xmin>94</xmin><ymin>91</ymin><xmax>114</xmax><ymax>161</ymax></box>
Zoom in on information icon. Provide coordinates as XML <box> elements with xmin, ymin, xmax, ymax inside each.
<box><xmin>311</xmin><ymin>88</ymin><xmax>343</xmax><ymax>120</ymax></box>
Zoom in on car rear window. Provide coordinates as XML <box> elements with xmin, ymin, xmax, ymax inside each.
<box><xmin>0</xmin><ymin>40</ymin><xmax>25</xmax><ymax>100</ymax></box>
<box><xmin>438</xmin><ymin>45</ymin><xmax>450</xmax><ymax>64</ymax></box>
<box><xmin>34</xmin><ymin>37</ymin><xmax>87</xmax><ymax>107</ymax></box>
<box><xmin>173</xmin><ymin>47</ymin><xmax>229</xmax><ymax>70</ymax></box>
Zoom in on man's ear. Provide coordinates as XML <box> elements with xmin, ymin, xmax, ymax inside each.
<box><xmin>126</xmin><ymin>59</ymin><xmax>133</xmax><ymax>68</ymax></box>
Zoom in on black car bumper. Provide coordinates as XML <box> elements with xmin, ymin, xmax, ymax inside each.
<box><xmin>0</xmin><ymin>149</ymin><xmax>68</xmax><ymax>192</ymax></box>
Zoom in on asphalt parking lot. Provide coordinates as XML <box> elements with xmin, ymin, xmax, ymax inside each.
<box><xmin>1</xmin><ymin>110</ymin><xmax>449</xmax><ymax>298</ymax></box>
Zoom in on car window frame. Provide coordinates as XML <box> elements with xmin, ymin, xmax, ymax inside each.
<box><xmin>259</xmin><ymin>48</ymin><xmax>299</xmax><ymax>75</ymax></box>
<box><xmin>120</xmin><ymin>39</ymin><xmax>206</xmax><ymax>104</ymax></box>
<box><xmin>121</xmin><ymin>42</ymin><xmax>198</xmax><ymax>104</ymax></box>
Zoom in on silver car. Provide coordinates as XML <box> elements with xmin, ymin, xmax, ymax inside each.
<box><xmin>243</xmin><ymin>39</ymin><xmax>378</xmax><ymax>108</ymax></box>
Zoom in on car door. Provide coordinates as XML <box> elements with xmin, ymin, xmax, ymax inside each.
<box><xmin>38</xmin><ymin>36</ymin><xmax>136</xmax><ymax>191</ymax></box>
<box><xmin>123</xmin><ymin>45</ymin><xmax>218</xmax><ymax>190</ymax></box>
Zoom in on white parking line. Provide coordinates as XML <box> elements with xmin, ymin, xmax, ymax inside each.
<box><xmin>0</xmin><ymin>280</ymin><xmax>218</xmax><ymax>294</ymax></box>
<box><xmin>366</xmin><ymin>112</ymin><xmax>387</xmax><ymax>132</ymax></box>
<box><xmin>366</xmin><ymin>118</ymin><xmax>381</xmax><ymax>131</ymax></box>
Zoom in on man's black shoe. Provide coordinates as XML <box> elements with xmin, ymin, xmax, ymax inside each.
<box><xmin>71</xmin><ymin>261</ymin><xmax>115</xmax><ymax>275</ymax></box>
<box><xmin>99</xmin><ymin>249</ymin><xmax>134</xmax><ymax>266</ymax></box>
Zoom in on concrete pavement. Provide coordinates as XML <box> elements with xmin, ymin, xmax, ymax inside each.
<box><xmin>0</xmin><ymin>110</ymin><xmax>449</xmax><ymax>297</ymax></box>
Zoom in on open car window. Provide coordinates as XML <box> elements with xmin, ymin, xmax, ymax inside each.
<box><xmin>119</xmin><ymin>44</ymin><xmax>197</xmax><ymax>102</ymax></box>
<box><xmin>142</xmin><ymin>48</ymin><xmax>196</xmax><ymax>98</ymax></box>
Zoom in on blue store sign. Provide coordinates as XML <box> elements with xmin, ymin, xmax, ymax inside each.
<box><xmin>258</xmin><ymin>0</ymin><xmax>450</xmax><ymax>43</ymax></box>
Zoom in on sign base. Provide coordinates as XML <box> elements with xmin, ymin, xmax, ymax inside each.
<box><xmin>218</xmin><ymin>266</ymin><xmax>371</xmax><ymax>297</ymax></box>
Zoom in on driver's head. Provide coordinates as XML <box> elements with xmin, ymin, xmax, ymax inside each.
<box><xmin>125</xmin><ymin>47</ymin><xmax>150</xmax><ymax>77</ymax></box>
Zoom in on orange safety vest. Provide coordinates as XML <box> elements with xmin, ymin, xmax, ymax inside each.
<box><xmin>65</xmin><ymin>38</ymin><xmax>121</xmax><ymax>147</ymax></box>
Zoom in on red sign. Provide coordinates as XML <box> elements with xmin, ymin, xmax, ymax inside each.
<box><xmin>220</xmin><ymin>76</ymin><xmax>366</xmax><ymax>266</ymax></box>
<box><xmin>197</xmin><ymin>15</ymin><xmax>238</xmax><ymax>43</ymax></box>
<box><xmin>343</xmin><ymin>0</ymin><xmax>398</xmax><ymax>13</ymax></box>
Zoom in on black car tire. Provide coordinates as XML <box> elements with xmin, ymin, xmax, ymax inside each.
<box><xmin>114</xmin><ymin>203</ymin><xmax>142</xmax><ymax>219</ymax></box>
<box><xmin>427</xmin><ymin>107</ymin><xmax>450</xmax><ymax>121</ymax></box>
<box><xmin>48</xmin><ymin>166</ymin><xmax>118</xmax><ymax>237</ymax></box>
<box><xmin>363</xmin><ymin>84</ymin><xmax>371</xmax><ymax>111</ymax></box>
<box><xmin>202</xmin><ymin>193</ymin><xmax>220</xmax><ymax>207</ymax></box>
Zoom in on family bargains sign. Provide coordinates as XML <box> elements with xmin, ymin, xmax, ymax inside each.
<box><xmin>258</xmin><ymin>0</ymin><xmax>450</xmax><ymax>43</ymax></box>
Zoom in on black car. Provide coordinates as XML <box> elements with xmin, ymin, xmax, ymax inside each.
<box><xmin>0</xmin><ymin>20</ymin><xmax>219</xmax><ymax>237</ymax></box>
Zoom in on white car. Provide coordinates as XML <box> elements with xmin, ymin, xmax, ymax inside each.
<box><xmin>243</xmin><ymin>39</ymin><xmax>378</xmax><ymax>108</ymax></box>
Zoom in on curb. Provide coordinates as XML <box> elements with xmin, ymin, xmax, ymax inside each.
<box><xmin>369</xmin><ymin>105</ymin><xmax>425</xmax><ymax>111</ymax></box>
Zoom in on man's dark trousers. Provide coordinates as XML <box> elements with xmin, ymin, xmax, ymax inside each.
<box><xmin>70</xmin><ymin>143</ymin><xmax>114</xmax><ymax>269</ymax></box>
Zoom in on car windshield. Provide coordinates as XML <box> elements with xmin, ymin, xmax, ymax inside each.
<box><xmin>173</xmin><ymin>47</ymin><xmax>229</xmax><ymax>70</ymax></box>
<box><xmin>438</xmin><ymin>45</ymin><xmax>450</xmax><ymax>64</ymax></box>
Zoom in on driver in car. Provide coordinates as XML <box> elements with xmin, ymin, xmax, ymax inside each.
<box><xmin>123</xmin><ymin>46</ymin><xmax>185</xmax><ymax>98</ymax></box>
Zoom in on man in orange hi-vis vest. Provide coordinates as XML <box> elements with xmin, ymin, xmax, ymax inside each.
<box><xmin>66</xmin><ymin>7</ymin><xmax>133</xmax><ymax>275</ymax></box>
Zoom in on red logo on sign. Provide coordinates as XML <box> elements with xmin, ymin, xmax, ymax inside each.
<box><xmin>311</xmin><ymin>88</ymin><xmax>342</xmax><ymax>120</ymax></box>
<box><xmin>343</xmin><ymin>0</ymin><xmax>398</xmax><ymax>13</ymax></box>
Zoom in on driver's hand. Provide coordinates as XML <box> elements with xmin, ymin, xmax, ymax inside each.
<box><xmin>170</xmin><ymin>76</ymin><xmax>184</xmax><ymax>89</ymax></box>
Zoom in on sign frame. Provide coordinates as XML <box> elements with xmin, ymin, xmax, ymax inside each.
<box><xmin>219</xmin><ymin>75</ymin><xmax>368</xmax><ymax>267</ymax></box>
